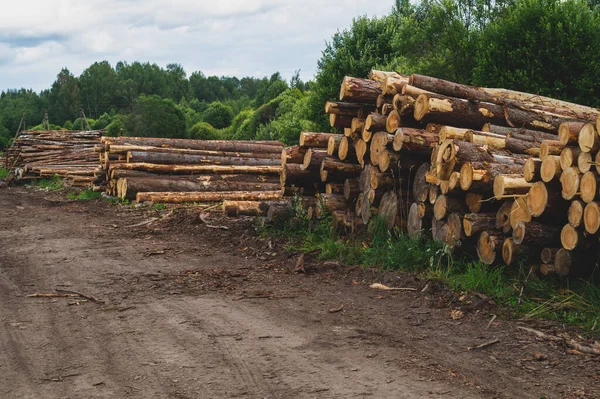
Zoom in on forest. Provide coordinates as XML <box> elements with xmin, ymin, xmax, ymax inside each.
<box><xmin>1</xmin><ymin>0</ymin><xmax>600</xmax><ymax>149</ymax></box>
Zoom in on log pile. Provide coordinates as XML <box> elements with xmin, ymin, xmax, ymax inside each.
<box><xmin>96</xmin><ymin>137</ymin><xmax>285</xmax><ymax>212</ymax></box>
<box><xmin>5</xmin><ymin>130</ymin><xmax>103</xmax><ymax>187</ymax></box>
<box><xmin>279</xmin><ymin>70</ymin><xmax>600</xmax><ymax>278</ymax></box>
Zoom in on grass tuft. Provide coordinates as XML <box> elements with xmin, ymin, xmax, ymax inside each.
<box><xmin>67</xmin><ymin>189</ymin><xmax>102</xmax><ymax>200</ymax></box>
<box><xmin>30</xmin><ymin>176</ymin><xmax>64</xmax><ymax>191</ymax></box>
<box><xmin>0</xmin><ymin>167</ymin><xmax>9</xmax><ymax>180</ymax></box>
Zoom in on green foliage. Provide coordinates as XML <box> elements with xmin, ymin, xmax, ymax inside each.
<box><xmin>63</xmin><ymin>120</ymin><xmax>73</xmax><ymax>130</ymax></box>
<box><xmin>189</xmin><ymin>122</ymin><xmax>220</xmax><ymax>140</ymax></box>
<box><xmin>92</xmin><ymin>113</ymin><xmax>115</xmax><ymax>130</ymax></box>
<box><xmin>47</xmin><ymin>68</ymin><xmax>80</xmax><ymax>126</ymax></box>
<box><xmin>0</xmin><ymin>167</ymin><xmax>9</xmax><ymax>179</ymax></box>
<box><xmin>202</xmin><ymin>102</ymin><xmax>234</xmax><ymax>129</ymax></box>
<box><xmin>474</xmin><ymin>0</ymin><xmax>600</xmax><ymax>107</ymax></box>
<box><xmin>30</xmin><ymin>123</ymin><xmax>62</xmax><ymax>131</ymax></box>
<box><xmin>67</xmin><ymin>189</ymin><xmax>102</xmax><ymax>200</ymax></box>
<box><xmin>105</xmin><ymin>114</ymin><xmax>127</xmax><ymax>137</ymax></box>
<box><xmin>30</xmin><ymin>176</ymin><xmax>64</xmax><ymax>190</ymax></box>
<box><xmin>125</xmin><ymin>95</ymin><xmax>186</xmax><ymax>138</ymax></box>
<box><xmin>152</xmin><ymin>203</ymin><xmax>167</xmax><ymax>211</ymax></box>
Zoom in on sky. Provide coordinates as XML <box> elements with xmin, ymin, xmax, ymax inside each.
<box><xmin>0</xmin><ymin>1</ymin><xmax>393</xmax><ymax>92</ymax></box>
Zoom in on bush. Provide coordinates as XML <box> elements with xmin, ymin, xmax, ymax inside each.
<box><xmin>92</xmin><ymin>113</ymin><xmax>115</xmax><ymax>130</ymax></box>
<box><xmin>202</xmin><ymin>102</ymin><xmax>234</xmax><ymax>129</ymax></box>
<box><xmin>189</xmin><ymin>122</ymin><xmax>220</xmax><ymax>140</ymax></box>
<box><xmin>125</xmin><ymin>95</ymin><xmax>187</xmax><ymax>138</ymax></box>
<box><xmin>105</xmin><ymin>115</ymin><xmax>127</xmax><ymax>137</ymax></box>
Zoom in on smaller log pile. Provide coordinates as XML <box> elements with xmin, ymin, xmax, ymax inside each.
<box><xmin>6</xmin><ymin>130</ymin><xmax>103</xmax><ymax>187</ymax></box>
<box><xmin>278</xmin><ymin>69</ymin><xmax>600</xmax><ymax>280</ymax></box>
<box><xmin>96</xmin><ymin>137</ymin><xmax>285</xmax><ymax>212</ymax></box>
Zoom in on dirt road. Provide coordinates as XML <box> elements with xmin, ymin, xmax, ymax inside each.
<box><xmin>0</xmin><ymin>186</ymin><xmax>598</xmax><ymax>398</ymax></box>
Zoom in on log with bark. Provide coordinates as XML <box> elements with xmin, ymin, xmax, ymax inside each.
<box><xmin>339</xmin><ymin>76</ymin><xmax>382</xmax><ymax>104</ymax></box>
<box><xmin>136</xmin><ymin>190</ymin><xmax>282</xmax><ymax>203</ymax></box>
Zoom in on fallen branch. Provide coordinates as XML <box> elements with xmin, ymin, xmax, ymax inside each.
<box><xmin>27</xmin><ymin>293</ymin><xmax>79</xmax><ymax>298</ymax></box>
<box><xmin>369</xmin><ymin>283</ymin><xmax>417</xmax><ymax>292</ymax></box>
<box><xmin>467</xmin><ymin>338</ymin><xmax>500</xmax><ymax>351</ymax></box>
<box><xmin>518</xmin><ymin>326</ymin><xmax>600</xmax><ymax>356</ymax></box>
<box><xmin>55</xmin><ymin>289</ymin><xmax>104</xmax><ymax>304</ymax></box>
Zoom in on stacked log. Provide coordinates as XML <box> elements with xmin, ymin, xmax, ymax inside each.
<box><xmin>276</xmin><ymin>70</ymin><xmax>600</xmax><ymax>277</ymax></box>
<box><xmin>97</xmin><ymin>137</ymin><xmax>285</xmax><ymax>211</ymax></box>
<box><xmin>6</xmin><ymin>130</ymin><xmax>103</xmax><ymax>187</ymax></box>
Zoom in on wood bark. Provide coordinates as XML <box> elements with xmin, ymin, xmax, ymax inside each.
<box><xmin>463</xmin><ymin>213</ymin><xmax>496</xmax><ymax>237</ymax></box>
<box><xmin>126</xmin><ymin>151</ymin><xmax>280</xmax><ymax>166</ymax></box>
<box><xmin>329</xmin><ymin>114</ymin><xmax>353</xmax><ymax>129</ymax></box>
<box><xmin>136</xmin><ymin>191</ymin><xmax>282</xmax><ymax>203</ymax></box>
<box><xmin>559</xmin><ymin>121</ymin><xmax>587</xmax><ymax>145</ymax></box>
<box><xmin>568</xmin><ymin>200</ymin><xmax>584</xmax><ymax>228</ymax></box>
<box><xmin>105</xmin><ymin>137</ymin><xmax>282</xmax><ymax>153</ymax></box>
<box><xmin>502</xmin><ymin>238</ymin><xmax>526</xmax><ymax>266</ymax></box>
<box><xmin>493</xmin><ymin>174</ymin><xmax>532</xmax><ymax>199</ymax></box>
<box><xmin>110</xmin><ymin>163</ymin><xmax>281</xmax><ymax>175</ymax></box>
<box><xmin>300</xmin><ymin>132</ymin><xmax>338</xmax><ymax>148</ymax></box>
<box><xmin>414</xmin><ymin>93</ymin><xmax>505</xmax><ymax>129</ymax></box>
<box><xmin>324</xmin><ymin>101</ymin><xmax>375</xmax><ymax>118</ymax></box>
<box><xmin>513</xmin><ymin>221</ymin><xmax>560</xmax><ymax>246</ymax></box>
<box><xmin>339</xmin><ymin>76</ymin><xmax>382</xmax><ymax>104</ymax></box>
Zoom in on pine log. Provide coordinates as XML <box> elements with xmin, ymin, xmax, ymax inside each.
<box><xmin>369</xmin><ymin>131</ymin><xmax>394</xmax><ymax>165</ymax></box>
<box><xmin>504</xmin><ymin>137</ymin><xmax>540</xmax><ymax>156</ymax></box>
<box><xmin>222</xmin><ymin>200</ymin><xmax>266</xmax><ymax>217</ymax></box>
<box><xmin>559</xmin><ymin>121</ymin><xmax>587</xmax><ymax>145</ymax></box>
<box><xmin>315</xmin><ymin>194</ymin><xmax>348</xmax><ymax>218</ymax></box>
<box><xmin>320</xmin><ymin>158</ymin><xmax>362</xmax><ymax>177</ymax></box>
<box><xmin>325</xmin><ymin>101</ymin><xmax>375</xmax><ymax>118</ymax></box>
<box><xmin>541</xmin><ymin>248</ymin><xmax>560</xmax><ymax>264</ymax></box>
<box><xmin>281</xmin><ymin>146</ymin><xmax>307</xmax><ymax>166</ymax></box>
<box><xmin>496</xmin><ymin>201</ymin><xmax>514</xmax><ymax>233</ymax></box>
<box><xmin>560</xmin><ymin>224</ymin><xmax>586</xmax><ymax>251</ymax></box>
<box><xmin>104</xmin><ymin>137</ymin><xmax>282</xmax><ymax>153</ymax></box>
<box><xmin>369</xmin><ymin>69</ymin><xmax>404</xmax><ymax>83</ymax></box>
<box><xmin>527</xmin><ymin>181</ymin><xmax>565</xmax><ymax>217</ymax></box>
<box><xmin>493</xmin><ymin>174</ymin><xmax>532</xmax><ymax>199</ymax></box>
<box><xmin>302</xmin><ymin>149</ymin><xmax>330</xmax><ymax>170</ymax></box>
<box><xmin>439</xmin><ymin>126</ymin><xmax>471</xmax><ymax>141</ymax></box>
<box><xmin>350</xmin><ymin>118</ymin><xmax>366</xmax><ymax>136</ymax></box>
<box><xmin>433</xmin><ymin>194</ymin><xmax>467</xmax><ymax>220</ymax></box>
<box><xmin>354</xmin><ymin>139</ymin><xmax>369</xmax><ymax>167</ymax></box>
<box><xmin>559</xmin><ymin>147</ymin><xmax>581</xmax><ymax>170</ymax></box>
<box><xmin>378</xmin><ymin>191</ymin><xmax>399</xmax><ymax>230</ymax></box>
<box><xmin>408</xmin><ymin>202</ymin><xmax>431</xmax><ymax>238</ymax></box>
<box><xmin>392</xmin><ymin>127</ymin><xmax>438</xmax><ymax>153</ymax></box>
<box><xmin>523</xmin><ymin>157</ymin><xmax>542</xmax><ymax>182</ymax></box>
<box><xmin>463</xmin><ymin>213</ymin><xmax>496</xmax><ymax>237</ymax></box>
<box><xmin>365</xmin><ymin>113</ymin><xmax>387</xmax><ymax>134</ymax></box>
<box><xmin>578</xmin><ymin>123</ymin><xmax>599</xmax><ymax>153</ymax></box>
<box><xmin>502</xmin><ymin>238</ymin><xmax>526</xmax><ymax>266</ymax></box>
<box><xmin>386</xmin><ymin>110</ymin><xmax>402</xmax><ymax>133</ymax></box>
<box><xmin>339</xmin><ymin>76</ymin><xmax>382</xmax><ymax>104</ymax></box>
<box><xmin>392</xmin><ymin>95</ymin><xmax>416</xmax><ymax>115</ymax></box>
<box><xmin>330</xmin><ymin>114</ymin><xmax>353</xmax><ymax>129</ymax></box>
<box><xmin>120</xmin><ymin>177</ymin><xmax>280</xmax><ymax>200</ymax></box>
<box><xmin>110</xmin><ymin>163</ymin><xmax>281</xmax><ymax>175</ymax></box>
<box><xmin>378</xmin><ymin>149</ymin><xmax>402</xmax><ymax>172</ymax></box>
<box><xmin>568</xmin><ymin>200</ymin><xmax>584</xmax><ymax>228</ymax></box>
<box><xmin>413</xmin><ymin>163</ymin><xmax>430</xmax><ymax>202</ymax></box>
<box><xmin>509</xmin><ymin>197</ymin><xmax>531</xmax><ymax>229</ymax></box>
<box><xmin>414</xmin><ymin>94</ymin><xmax>505</xmax><ymax>129</ymax></box>
<box><xmin>540</xmin><ymin>156</ymin><xmax>562</xmax><ymax>182</ymax></box>
<box><xmin>383</xmin><ymin>75</ymin><xmax>409</xmax><ymax>96</ymax></box>
<box><xmin>126</xmin><ymin>151</ymin><xmax>281</xmax><ymax>166</ymax></box>
<box><xmin>343</xmin><ymin>178</ymin><xmax>360</xmax><ymax>200</ymax></box>
<box><xmin>583</xmin><ymin>201</ymin><xmax>600</xmax><ymax>234</ymax></box>
<box><xmin>136</xmin><ymin>191</ymin><xmax>282</xmax><ymax>203</ymax></box>
<box><xmin>577</xmin><ymin>152</ymin><xmax>593</xmax><ymax>174</ymax></box>
<box><xmin>460</xmin><ymin>161</ymin><xmax>522</xmax><ymax>192</ymax></box>
<box><xmin>327</xmin><ymin>135</ymin><xmax>344</xmax><ymax>156</ymax></box>
<box><xmin>428</xmin><ymin>185</ymin><xmax>439</xmax><ymax>205</ymax></box>
<box><xmin>371</xmin><ymin>172</ymin><xmax>395</xmax><ymax>191</ymax></box>
<box><xmin>579</xmin><ymin>171</ymin><xmax>600</xmax><ymax>203</ymax></box>
<box><xmin>513</xmin><ymin>221</ymin><xmax>560</xmax><ymax>246</ymax></box>
<box><xmin>539</xmin><ymin>140</ymin><xmax>564</xmax><ymax>160</ymax></box>
<box><xmin>477</xmin><ymin>231</ymin><xmax>504</xmax><ymax>265</ymax></box>
<box><xmin>552</xmin><ymin>249</ymin><xmax>575</xmax><ymax>277</ymax></box>
<box><xmin>281</xmin><ymin>163</ymin><xmax>318</xmax><ymax>187</ymax></box>
<box><xmin>300</xmin><ymin>132</ymin><xmax>337</xmax><ymax>148</ymax></box>
<box><xmin>465</xmin><ymin>193</ymin><xmax>485</xmax><ymax>213</ymax></box>
<box><xmin>560</xmin><ymin>167</ymin><xmax>581</xmax><ymax>200</ymax></box>
<box><xmin>107</xmin><ymin>145</ymin><xmax>281</xmax><ymax>159</ymax></box>
<box><xmin>325</xmin><ymin>183</ymin><xmax>344</xmax><ymax>195</ymax></box>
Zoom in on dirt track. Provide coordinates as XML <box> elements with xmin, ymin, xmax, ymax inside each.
<box><xmin>0</xmin><ymin>186</ymin><xmax>598</xmax><ymax>399</ymax></box>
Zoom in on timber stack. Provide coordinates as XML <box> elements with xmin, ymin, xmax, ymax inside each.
<box><xmin>278</xmin><ymin>69</ymin><xmax>600</xmax><ymax>278</ymax></box>
<box><xmin>6</xmin><ymin>130</ymin><xmax>102</xmax><ymax>187</ymax></box>
<box><xmin>96</xmin><ymin>137</ymin><xmax>286</xmax><ymax>216</ymax></box>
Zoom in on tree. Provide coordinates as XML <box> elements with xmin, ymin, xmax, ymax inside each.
<box><xmin>189</xmin><ymin>122</ymin><xmax>219</xmax><ymax>140</ymax></box>
<box><xmin>79</xmin><ymin>61</ymin><xmax>117</xmax><ymax>119</ymax></box>
<box><xmin>165</xmin><ymin>63</ymin><xmax>190</xmax><ymax>101</ymax></box>
<box><xmin>202</xmin><ymin>102</ymin><xmax>234</xmax><ymax>129</ymax></box>
<box><xmin>125</xmin><ymin>95</ymin><xmax>186</xmax><ymax>138</ymax></box>
<box><xmin>47</xmin><ymin>68</ymin><xmax>80</xmax><ymax>126</ymax></box>
<box><xmin>474</xmin><ymin>0</ymin><xmax>600</xmax><ymax>107</ymax></box>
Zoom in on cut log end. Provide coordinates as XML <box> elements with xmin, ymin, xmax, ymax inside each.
<box><xmin>583</xmin><ymin>201</ymin><xmax>600</xmax><ymax>234</ymax></box>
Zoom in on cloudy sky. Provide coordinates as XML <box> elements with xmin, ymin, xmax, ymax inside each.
<box><xmin>0</xmin><ymin>1</ymin><xmax>393</xmax><ymax>92</ymax></box>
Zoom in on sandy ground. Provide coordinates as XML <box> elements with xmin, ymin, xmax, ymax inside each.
<box><xmin>0</xmin><ymin>186</ymin><xmax>598</xmax><ymax>399</ymax></box>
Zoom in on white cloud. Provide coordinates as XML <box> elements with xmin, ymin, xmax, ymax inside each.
<box><xmin>0</xmin><ymin>0</ymin><xmax>393</xmax><ymax>91</ymax></box>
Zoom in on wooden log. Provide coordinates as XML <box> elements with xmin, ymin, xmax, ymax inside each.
<box><xmin>414</xmin><ymin>93</ymin><xmax>505</xmax><ymax>129</ymax></box>
<box><xmin>365</xmin><ymin>113</ymin><xmax>387</xmax><ymax>134</ymax></box>
<box><xmin>351</xmin><ymin>118</ymin><xmax>366</xmax><ymax>136</ymax></box>
<box><xmin>339</xmin><ymin>76</ymin><xmax>382</xmax><ymax>104</ymax></box>
<box><xmin>327</xmin><ymin>135</ymin><xmax>344</xmax><ymax>156</ymax></box>
<box><xmin>513</xmin><ymin>221</ymin><xmax>560</xmax><ymax>246</ymax></box>
<box><xmin>559</xmin><ymin>147</ymin><xmax>581</xmax><ymax>171</ymax></box>
<box><xmin>577</xmin><ymin>152</ymin><xmax>593</xmax><ymax>173</ymax></box>
<box><xmin>329</xmin><ymin>114</ymin><xmax>353</xmax><ymax>129</ymax></box>
<box><xmin>539</xmin><ymin>140</ymin><xmax>564</xmax><ymax>160</ymax></box>
<box><xmin>465</xmin><ymin>192</ymin><xmax>485</xmax><ymax>213</ymax></box>
<box><xmin>477</xmin><ymin>231</ymin><xmax>504</xmax><ymax>265</ymax></box>
<box><xmin>316</xmin><ymin>194</ymin><xmax>348</xmax><ymax>218</ymax></box>
<box><xmin>493</xmin><ymin>174</ymin><xmax>532</xmax><ymax>200</ymax></box>
<box><xmin>504</xmin><ymin>137</ymin><xmax>540</xmax><ymax>156</ymax></box>
<box><xmin>343</xmin><ymin>178</ymin><xmax>360</xmax><ymax>200</ymax></box>
<box><xmin>369</xmin><ymin>131</ymin><xmax>393</xmax><ymax>166</ymax></box>
<box><xmin>320</xmin><ymin>158</ymin><xmax>362</xmax><ymax>177</ymax></box>
<box><xmin>281</xmin><ymin>163</ymin><xmax>316</xmax><ymax>186</ymax></box>
<box><xmin>300</xmin><ymin>132</ymin><xmax>337</xmax><ymax>148</ymax></box>
<box><xmin>371</xmin><ymin>172</ymin><xmax>395</xmax><ymax>191</ymax></box>
<box><xmin>559</xmin><ymin>121</ymin><xmax>587</xmax><ymax>145</ymax></box>
<box><xmin>392</xmin><ymin>128</ymin><xmax>438</xmax><ymax>153</ymax></box>
<box><xmin>541</xmin><ymin>248</ymin><xmax>560</xmax><ymax>264</ymax></box>
<box><xmin>560</xmin><ymin>224</ymin><xmax>586</xmax><ymax>251</ymax></box>
<box><xmin>392</xmin><ymin>94</ymin><xmax>416</xmax><ymax>115</ymax></box>
<box><xmin>463</xmin><ymin>213</ymin><xmax>496</xmax><ymax>237</ymax></box>
<box><xmin>325</xmin><ymin>183</ymin><xmax>344</xmax><ymax>195</ymax></box>
<box><xmin>408</xmin><ymin>202</ymin><xmax>430</xmax><ymax>238</ymax></box>
<box><xmin>302</xmin><ymin>149</ymin><xmax>330</xmax><ymax>170</ymax></box>
<box><xmin>583</xmin><ymin>201</ymin><xmax>600</xmax><ymax>234</ymax></box>
<box><xmin>540</xmin><ymin>156</ymin><xmax>562</xmax><ymax>183</ymax></box>
<box><xmin>527</xmin><ymin>181</ymin><xmax>565</xmax><ymax>217</ymax></box>
<box><xmin>502</xmin><ymin>238</ymin><xmax>526</xmax><ymax>266</ymax></box>
<box><xmin>126</xmin><ymin>151</ymin><xmax>281</xmax><ymax>166</ymax></box>
<box><xmin>222</xmin><ymin>200</ymin><xmax>266</xmax><ymax>217</ymax></box>
<box><xmin>383</xmin><ymin>75</ymin><xmax>409</xmax><ymax>96</ymax></box>
<box><xmin>104</xmin><ymin>137</ymin><xmax>282</xmax><ymax>153</ymax></box>
<box><xmin>120</xmin><ymin>177</ymin><xmax>280</xmax><ymax>200</ymax></box>
<box><xmin>324</xmin><ymin>101</ymin><xmax>375</xmax><ymax>118</ymax></box>
<box><xmin>412</xmin><ymin>163</ymin><xmax>430</xmax><ymax>202</ymax></box>
<box><xmin>482</xmin><ymin>124</ymin><xmax>556</xmax><ymax>141</ymax></box>
<box><xmin>354</xmin><ymin>139</ymin><xmax>369</xmax><ymax>167</ymax></box>
<box><xmin>579</xmin><ymin>171</ymin><xmax>600</xmax><ymax>203</ymax></box>
<box><xmin>464</xmin><ymin>131</ymin><xmax>507</xmax><ymax>149</ymax></box>
<box><xmin>433</xmin><ymin>194</ymin><xmax>466</xmax><ymax>221</ymax></box>
<box><xmin>552</xmin><ymin>249</ymin><xmax>575</xmax><ymax>277</ymax></box>
<box><xmin>378</xmin><ymin>191</ymin><xmax>399</xmax><ymax>230</ymax></box>
<box><xmin>579</xmin><ymin>123</ymin><xmax>600</xmax><ymax>154</ymax></box>
<box><xmin>523</xmin><ymin>157</ymin><xmax>542</xmax><ymax>182</ymax></box>
<box><xmin>509</xmin><ymin>197</ymin><xmax>531</xmax><ymax>229</ymax></box>
<box><xmin>386</xmin><ymin>110</ymin><xmax>402</xmax><ymax>133</ymax></box>
<box><xmin>378</xmin><ymin>149</ymin><xmax>401</xmax><ymax>172</ymax></box>
<box><xmin>460</xmin><ymin>161</ymin><xmax>523</xmax><ymax>192</ymax></box>
<box><xmin>560</xmin><ymin>167</ymin><xmax>581</xmax><ymax>200</ymax></box>
<box><xmin>428</xmin><ymin>185</ymin><xmax>439</xmax><ymax>205</ymax></box>
<box><xmin>136</xmin><ymin>191</ymin><xmax>282</xmax><ymax>203</ymax></box>
<box><xmin>439</xmin><ymin>126</ymin><xmax>471</xmax><ymax>141</ymax></box>
<box><xmin>281</xmin><ymin>146</ymin><xmax>307</xmax><ymax>166</ymax></box>
<box><xmin>109</xmin><ymin>163</ymin><xmax>281</xmax><ymax>175</ymax></box>
<box><xmin>568</xmin><ymin>200</ymin><xmax>584</xmax><ymax>227</ymax></box>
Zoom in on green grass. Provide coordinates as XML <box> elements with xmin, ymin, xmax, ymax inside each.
<box><xmin>67</xmin><ymin>189</ymin><xmax>102</xmax><ymax>200</ymax></box>
<box><xmin>152</xmin><ymin>203</ymin><xmax>167</xmax><ymax>211</ymax></box>
<box><xmin>261</xmin><ymin>212</ymin><xmax>600</xmax><ymax>334</ymax></box>
<box><xmin>0</xmin><ymin>167</ymin><xmax>9</xmax><ymax>179</ymax></box>
<box><xmin>30</xmin><ymin>176</ymin><xmax>64</xmax><ymax>190</ymax></box>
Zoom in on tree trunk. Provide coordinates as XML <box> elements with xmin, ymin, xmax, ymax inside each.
<box><xmin>559</xmin><ymin>147</ymin><xmax>581</xmax><ymax>170</ymax></box>
<box><xmin>354</xmin><ymin>139</ymin><xmax>369</xmax><ymax>167</ymax></box>
<box><xmin>320</xmin><ymin>158</ymin><xmax>362</xmax><ymax>176</ymax></box>
<box><xmin>392</xmin><ymin>128</ymin><xmax>438</xmax><ymax>152</ymax></box>
<box><xmin>105</xmin><ymin>137</ymin><xmax>282</xmax><ymax>153</ymax></box>
<box><xmin>369</xmin><ymin>69</ymin><xmax>404</xmax><ymax>83</ymax></box>
<box><xmin>302</xmin><ymin>149</ymin><xmax>330</xmax><ymax>170</ymax></box>
<box><xmin>523</xmin><ymin>157</ymin><xmax>542</xmax><ymax>182</ymax></box>
<box><xmin>504</xmin><ymin>137</ymin><xmax>540</xmax><ymax>156</ymax></box>
<box><xmin>126</xmin><ymin>151</ymin><xmax>281</xmax><ymax>166</ymax></box>
<box><xmin>559</xmin><ymin>121</ymin><xmax>587</xmax><ymax>145</ymax></box>
<box><xmin>110</xmin><ymin>162</ymin><xmax>281</xmax><ymax>175</ymax></box>
<box><xmin>513</xmin><ymin>221</ymin><xmax>560</xmax><ymax>246</ymax></box>
<box><xmin>393</xmin><ymin>95</ymin><xmax>416</xmax><ymax>115</ymax></box>
<box><xmin>439</xmin><ymin>126</ymin><xmax>471</xmax><ymax>141</ymax></box>
<box><xmin>541</xmin><ymin>248</ymin><xmax>560</xmax><ymax>264</ymax></box>
<box><xmin>577</xmin><ymin>123</ymin><xmax>599</xmax><ymax>153</ymax></box>
<box><xmin>527</xmin><ymin>181</ymin><xmax>566</xmax><ymax>217</ymax></box>
<box><xmin>324</xmin><ymin>101</ymin><xmax>375</xmax><ymax>118</ymax></box>
<box><xmin>413</xmin><ymin>163</ymin><xmax>430</xmax><ymax>202</ymax></box>
<box><xmin>509</xmin><ymin>197</ymin><xmax>531</xmax><ymax>229</ymax></box>
<box><xmin>502</xmin><ymin>238</ymin><xmax>526</xmax><ymax>266</ymax></box>
<box><xmin>339</xmin><ymin>76</ymin><xmax>382</xmax><ymax>104</ymax></box>
<box><xmin>493</xmin><ymin>174</ymin><xmax>532</xmax><ymax>199</ymax></box>
<box><xmin>327</xmin><ymin>135</ymin><xmax>344</xmax><ymax>156</ymax></box>
<box><xmin>300</xmin><ymin>132</ymin><xmax>338</xmax><ymax>148</ymax></box>
<box><xmin>465</xmin><ymin>131</ymin><xmax>507</xmax><ymax>149</ymax></box>
<box><xmin>222</xmin><ymin>200</ymin><xmax>268</xmax><ymax>216</ymax></box>
<box><xmin>378</xmin><ymin>191</ymin><xmax>400</xmax><ymax>230</ymax></box>
<box><xmin>281</xmin><ymin>146</ymin><xmax>307</xmax><ymax>166</ymax></box>
<box><xmin>459</xmin><ymin>161</ymin><xmax>523</xmax><ymax>192</ymax></box>
<box><xmin>477</xmin><ymin>231</ymin><xmax>504</xmax><ymax>265</ymax></box>
<box><xmin>329</xmin><ymin>114</ymin><xmax>353</xmax><ymax>129</ymax></box>
<box><xmin>577</xmin><ymin>152</ymin><xmax>593</xmax><ymax>174</ymax></box>
<box><xmin>579</xmin><ymin>171</ymin><xmax>600</xmax><ymax>203</ymax></box>
<box><xmin>136</xmin><ymin>190</ymin><xmax>282</xmax><ymax>203</ymax></box>
<box><xmin>560</xmin><ymin>224</ymin><xmax>586</xmax><ymax>251</ymax></box>
<box><xmin>433</xmin><ymin>194</ymin><xmax>467</xmax><ymax>220</ymax></box>
<box><xmin>414</xmin><ymin>93</ymin><xmax>506</xmax><ymax>128</ymax></box>
<box><xmin>539</xmin><ymin>140</ymin><xmax>564</xmax><ymax>160</ymax></box>
<box><xmin>344</xmin><ymin>178</ymin><xmax>360</xmax><ymax>200</ymax></box>
<box><xmin>482</xmin><ymin>124</ymin><xmax>556</xmax><ymax>141</ymax></box>
<box><xmin>463</xmin><ymin>213</ymin><xmax>496</xmax><ymax>237</ymax></box>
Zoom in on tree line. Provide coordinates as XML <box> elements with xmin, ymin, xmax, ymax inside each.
<box><xmin>1</xmin><ymin>0</ymin><xmax>600</xmax><ymax>149</ymax></box>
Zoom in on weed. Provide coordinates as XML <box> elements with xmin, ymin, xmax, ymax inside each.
<box><xmin>67</xmin><ymin>189</ymin><xmax>102</xmax><ymax>200</ymax></box>
<box><xmin>30</xmin><ymin>176</ymin><xmax>63</xmax><ymax>191</ymax></box>
<box><xmin>152</xmin><ymin>203</ymin><xmax>167</xmax><ymax>211</ymax></box>
<box><xmin>0</xmin><ymin>167</ymin><xmax>8</xmax><ymax>180</ymax></box>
